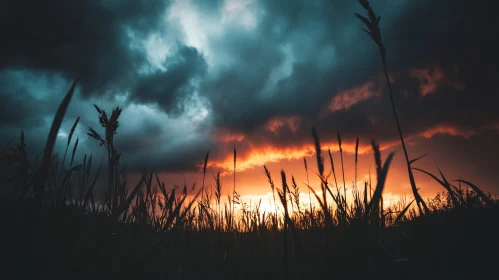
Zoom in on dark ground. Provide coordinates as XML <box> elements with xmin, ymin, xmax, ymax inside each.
<box><xmin>1</xmin><ymin>199</ymin><xmax>498</xmax><ymax>280</ymax></box>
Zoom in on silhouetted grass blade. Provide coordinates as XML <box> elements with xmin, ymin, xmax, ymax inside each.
<box><xmin>34</xmin><ymin>77</ymin><xmax>79</xmax><ymax>208</ymax></box>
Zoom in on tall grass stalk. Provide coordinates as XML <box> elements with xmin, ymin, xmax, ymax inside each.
<box><xmin>279</xmin><ymin>170</ymin><xmax>289</xmax><ymax>278</ymax></box>
<box><xmin>337</xmin><ymin>132</ymin><xmax>347</xmax><ymax>206</ymax></box>
<box><xmin>303</xmin><ymin>157</ymin><xmax>314</xmax><ymax>225</ymax></box>
<box><xmin>312</xmin><ymin>128</ymin><xmax>329</xmax><ymax>225</ymax></box>
<box><xmin>355</xmin><ymin>0</ymin><xmax>429</xmax><ymax>215</ymax></box>
<box><xmin>34</xmin><ymin>78</ymin><xmax>79</xmax><ymax>210</ymax></box>
<box><xmin>232</xmin><ymin>147</ymin><xmax>236</xmax><ymax>229</ymax></box>
<box><xmin>264</xmin><ymin>165</ymin><xmax>278</xmax><ymax>231</ymax></box>
<box><xmin>87</xmin><ymin>105</ymin><xmax>122</xmax><ymax>212</ymax></box>
<box><xmin>60</xmin><ymin>116</ymin><xmax>80</xmax><ymax>174</ymax></box>
<box><xmin>355</xmin><ymin>137</ymin><xmax>359</xmax><ymax>191</ymax></box>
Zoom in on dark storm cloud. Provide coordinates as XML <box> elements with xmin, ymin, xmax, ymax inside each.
<box><xmin>0</xmin><ymin>0</ymin><xmax>211</xmax><ymax>173</ymax></box>
<box><xmin>0</xmin><ymin>85</ymin><xmax>41</xmax><ymax>128</ymax></box>
<box><xmin>199</xmin><ymin>0</ymin><xmax>405</xmax><ymax>133</ymax></box>
<box><xmin>0</xmin><ymin>0</ymin><xmax>170</xmax><ymax>95</ymax></box>
<box><xmin>202</xmin><ymin>0</ymin><xmax>499</xmax><ymax>147</ymax></box>
<box><xmin>384</xmin><ymin>0</ymin><xmax>499</xmax><ymax>69</ymax></box>
<box><xmin>0</xmin><ymin>70</ymin><xmax>71</xmax><ymax>130</ymax></box>
<box><xmin>121</xmin><ymin>140</ymin><xmax>211</xmax><ymax>173</ymax></box>
<box><xmin>130</xmin><ymin>45</ymin><xmax>208</xmax><ymax>114</ymax></box>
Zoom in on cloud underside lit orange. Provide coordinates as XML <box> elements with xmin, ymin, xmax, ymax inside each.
<box><xmin>422</xmin><ymin>125</ymin><xmax>475</xmax><ymax>139</ymax></box>
<box><xmin>323</xmin><ymin>64</ymin><xmax>465</xmax><ymax>115</ymax></box>
<box><xmin>410</xmin><ymin>65</ymin><xmax>464</xmax><ymax>97</ymax></box>
<box><xmin>327</xmin><ymin>80</ymin><xmax>382</xmax><ymax>112</ymax></box>
<box><xmin>208</xmin><ymin>124</ymin><xmax>478</xmax><ymax>174</ymax></box>
<box><xmin>265</xmin><ymin>116</ymin><xmax>302</xmax><ymax>134</ymax></box>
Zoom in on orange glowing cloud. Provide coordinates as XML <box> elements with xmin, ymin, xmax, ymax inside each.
<box><xmin>209</xmin><ymin>139</ymin><xmax>399</xmax><ymax>174</ymax></box>
<box><xmin>420</xmin><ymin>124</ymin><xmax>475</xmax><ymax>139</ymax></box>
<box><xmin>213</xmin><ymin>128</ymin><xmax>245</xmax><ymax>143</ymax></box>
<box><xmin>207</xmin><ymin>123</ymin><xmax>479</xmax><ymax>175</ymax></box>
<box><xmin>411</xmin><ymin>65</ymin><xmax>464</xmax><ymax>97</ymax></box>
<box><xmin>328</xmin><ymin>80</ymin><xmax>382</xmax><ymax>112</ymax></box>
<box><xmin>265</xmin><ymin>116</ymin><xmax>302</xmax><ymax>134</ymax></box>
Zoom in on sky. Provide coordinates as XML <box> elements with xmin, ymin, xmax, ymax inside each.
<box><xmin>2</xmin><ymin>0</ymin><xmax>499</xmax><ymax>207</ymax></box>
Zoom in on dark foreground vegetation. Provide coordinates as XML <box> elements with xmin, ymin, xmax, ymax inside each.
<box><xmin>2</xmin><ymin>1</ymin><xmax>498</xmax><ymax>279</ymax></box>
<box><xmin>2</xmin><ymin>122</ymin><xmax>498</xmax><ymax>280</ymax></box>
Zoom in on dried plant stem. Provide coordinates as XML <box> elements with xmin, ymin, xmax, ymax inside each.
<box><xmin>381</xmin><ymin>59</ymin><xmax>428</xmax><ymax>215</ymax></box>
<box><xmin>355</xmin><ymin>0</ymin><xmax>429</xmax><ymax>215</ymax></box>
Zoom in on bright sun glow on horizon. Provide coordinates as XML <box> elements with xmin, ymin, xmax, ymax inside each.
<box><xmin>191</xmin><ymin>190</ymin><xmax>418</xmax><ymax>220</ymax></box>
